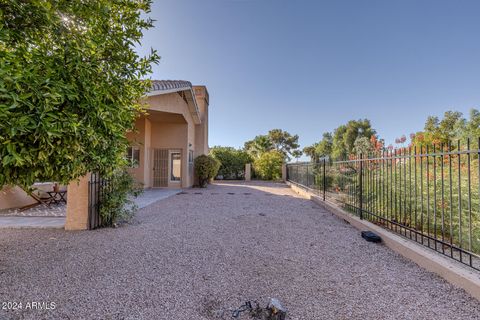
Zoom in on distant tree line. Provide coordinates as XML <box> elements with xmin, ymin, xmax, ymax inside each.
<box><xmin>210</xmin><ymin>129</ymin><xmax>302</xmax><ymax>180</ymax></box>
<box><xmin>303</xmin><ymin>108</ymin><xmax>480</xmax><ymax>161</ymax></box>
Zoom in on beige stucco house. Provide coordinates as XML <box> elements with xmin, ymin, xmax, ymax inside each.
<box><xmin>0</xmin><ymin>80</ymin><xmax>210</xmax><ymax>212</ymax></box>
<box><xmin>126</xmin><ymin>80</ymin><xmax>209</xmax><ymax>189</ymax></box>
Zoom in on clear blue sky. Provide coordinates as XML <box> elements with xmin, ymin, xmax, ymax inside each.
<box><xmin>136</xmin><ymin>0</ymin><xmax>480</xmax><ymax>152</ymax></box>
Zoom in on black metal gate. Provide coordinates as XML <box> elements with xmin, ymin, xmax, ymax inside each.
<box><xmin>88</xmin><ymin>173</ymin><xmax>110</xmax><ymax>229</ymax></box>
<box><xmin>286</xmin><ymin>139</ymin><xmax>480</xmax><ymax>271</ymax></box>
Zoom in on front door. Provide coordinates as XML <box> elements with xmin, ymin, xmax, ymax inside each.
<box><xmin>153</xmin><ymin>149</ymin><xmax>169</xmax><ymax>187</ymax></box>
<box><xmin>169</xmin><ymin>151</ymin><xmax>182</xmax><ymax>184</ymax></box>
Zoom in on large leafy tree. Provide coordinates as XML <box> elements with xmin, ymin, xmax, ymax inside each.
<box><xmin>267</xmin><ymin>129</ymin><xmax>301</xmax><ymax>159</ymax></box>
<box><xmin>303</xmin><ymin>121</ymin><xmax>375</xmax><ymax>162</ymax></box>
<box><xmin>465</xmin><ymin>109</ymin><xmax>480</xmax><ymax>140</ymax></box>
<box><xmin>244</xmin><ymin>135</ymin><xmax>273</xmax><ymax>159</ymax></box>
<box><xmin>0</xmin><ymin>0</ymin><xmax>159</xmax><ymax>188</ymax></box>
<box><xmin>253</xmin><ymin>150</ymin><xmax>284</xmax><ymax>180</ymax></box>
<box><xmin>244</xmin><ymin>129</ymin><xmax>301</xmax><ymax>161</ymax></box>
<box><xmin>210</xmin><ymin>146</ymin><xmax>252</xmax><ymax>179</ymax></box>
<box><xmin>413</xmin><ymin>109</ymin><xmax>480</xmax><ymax>148</ymax></box>
<box><xmin>315</xmin><ymin>132</ymin><xmax>333</xmax><ymax>157</ymax></box>
<box><xmin>302</xmin><ymin>145</ymin><xmax>318</xmax><ymax>162</ymax></box>
<box><xmin>332</xmin><ymin>119</ymin><xmax>375</xmax><ymax>159</ymax></box>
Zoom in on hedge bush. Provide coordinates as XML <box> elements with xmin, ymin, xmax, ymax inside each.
<box><xmin>100</xmin><ymin>169</ymin><xmax>143</xmax><ymax>227</ymax></box>
<box><xmin>210</xmin><ymin>146</ymin><xmax>252</xmax><ymax>179</ymax></box>
<box><xmin>195</xmin><ymin>155</ymin><xmax>220</xmax><ymax>187</ymax></box>
<box><xmin>253</xmin><ymin>150</ymin><xmax>284</xmax><ymax>180</ymax></box>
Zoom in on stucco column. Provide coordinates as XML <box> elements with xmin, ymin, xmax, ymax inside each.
<box><xmin>182</xmin><ymin>147</ymin><xmax>189</xmax><ymax>188</ymax></box>
<box><xmin>245</xmin><ymin>163</ymin><xmax>251</xmax><ymax>181</ymax></box>
<box><xmin>281</xmin><ymin>164</ymin><xmax>287</xmax><ymax>182</ymax></box>
<box><xmin>65</xmin><ymin>174</ymin><xmax>90</xmax><ymax>231</ymax></box>
<box><xmin>143</xmin><ymin>118</ymin><xmax>152</xmax><ymax>188</ymax></box>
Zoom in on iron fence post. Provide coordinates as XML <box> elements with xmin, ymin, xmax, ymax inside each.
<box><xmin>359</xmin><ymin>154</ymin><xmax>363</xmax><ymax>220</ymax></box>
<box><xmin>323</xmin><ymin>158</ymin><xmax>326</xmax><ymax>201</ymax></box>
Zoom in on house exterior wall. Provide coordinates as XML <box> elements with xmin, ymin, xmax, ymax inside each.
<box><xmin>193</xmin><ymin>86</ymin><xmax>209</xmax><ymax>156</ymax></box>
<box><xmin>150</xmin><ymin>122</ymin><xmax>189</xmax><ymax>188</ymax></box>
<box><xmin>127</xmin><ymin>89</ymin><xmax>209</xmax><ymax>189</ymax></box>
<box><xmin>0</xmin><ymin>84</ymin><xmax>210</xmax><ymax>212</ymax></box>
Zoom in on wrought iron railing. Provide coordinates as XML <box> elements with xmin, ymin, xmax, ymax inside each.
<box><xmin>287</xmin><ymin>139</ymin><xmax>480</xmax><ymax>270</ymax></box>
<box><xmin>88</xmin><ymin>173</ymin><xmax>111</xmax><ymax>229</ymax></box>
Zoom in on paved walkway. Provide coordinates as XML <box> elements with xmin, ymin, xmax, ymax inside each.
<box><xmin>0</xmin><ymin>188</ymin><xmax>180</xmax><ymax>229</ymax></box>
<box><xmin>133</xmin><ymin>188</ymin><xmax>182</xmax><ymax>209</ymax></box>
<box><xmin>0</xmin><ymin>216</ymin><xmax>65</xmax><ymax>229</ymax></box>
<box><xmin>0</xmin><ymin>203</ymin><xmax>66</xmax><ymax>217</ymax></box>
<box><xmin>0</xmin><ymin>181</ymin><xmax>478</xmax><ymax>319</ymax></box>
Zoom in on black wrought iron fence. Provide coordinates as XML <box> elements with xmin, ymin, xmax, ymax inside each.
<box><xmin>287</xmin><ymin>139</ymin><xmax>480</xmax><ymax>271</ymax></box>
<box><xmin>88</xmin><ymin>173</ymin><xmax>111</xmax><ymax>229</ymax></box>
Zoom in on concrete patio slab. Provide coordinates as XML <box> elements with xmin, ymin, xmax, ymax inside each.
<box><xmin>133</xmin><ymin>188</ymin><xmax>182</xmax><ymax>209</ymax></box>
<box><xmin>0</xmin><ymin>216</ymin><xmax>65</xmax><ymax>229</ymax></box>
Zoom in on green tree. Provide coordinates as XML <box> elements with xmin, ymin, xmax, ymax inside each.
<box><xmin>253</xmin><ymin>150</ymin><xmax>284</xmax><ymax>180</ymax></box>
<box><xmin>0</xmin><ymin>0</ymin><xmax>159</xmax><ymax>188</ymax></box>
<box><xmin>244</xmin><ymin>129</ymin><xmax>301</xmax><ymax>161</ymax></box>
<box><xmin>267</xmin><ymin>129</ymin><xmax>301</xmax><ymax>160</ymax></box>
<box><xmin>244</xmin><ymin>135</ymin><xmax>273</xmax><ymax>158</ymax></box>
<box><xmin>210</xmin><ymin>146</ymin><xmax>252</xmax><ymax>179</ymax></box>
<box><xmin>462</xmin><ymin>108</ymin><xmax>480</xmax><ymax>142</ymax></box>
<box><xmin>413</xmin><ymin>111</ymin><xmax>467</xmax><ymax>147</ymax></box>
<box><xmin>353</xmin><ymin>136</ymin><xmax>373</xmax><ymax>156</ymax></box>
<box><xmin>315</xmin><ymin>132</ymin><xmax>333</xmax><ymax>157</ymax></box>
<box><xmin>332</xmin><ymin>119</ymin><xmax>375</xmax><ymax>159</ymax></box>
<box><xmin>303</xmin><ymin>145</ymin><xmax>318</xmax><ymax>162</ymax></box>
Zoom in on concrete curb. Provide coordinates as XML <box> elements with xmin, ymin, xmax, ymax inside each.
<box><xmin>286</xmin><ymin>181</ymin><xmax>480</xmax><ymax>301</ymax></box>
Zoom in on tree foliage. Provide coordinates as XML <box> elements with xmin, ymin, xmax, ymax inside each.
<box><xmin>332</xmin><ymin>119</ymin><xmax>375</xmax><ymax>159</ymax></box>
<box><xmin>100</xmin><ymin>168</ymin><xmax>143</xmax><ymax>227</ymax></box>
<box><xmin>244</xmin><ymin>129</ymin><xmax>301</xmax><ymax>161</ymax></box>
<box><xmin>304</xmin><ymin>120</ymin><xmax>375</xmax><ymax>161</ymax></box>
<box><xmin>253</xmin><ymin>150</ymin><xmax>284</xmax><ymax>180</ymax></box>
<box><xmin>412</xmin><ymin>109</ymin><xmax>480</xmax><ymax>147</ymax></box>
<box><xmin>302</xmin><ymin>145</ymin><xmax>318</xmax><ymax>162</ymax></box>
<box><xmin>244</xmin><ymin>135</ymin><xmax>273</xmax><ymax>159</ymax></box>
<box><xmin>210</xmin><ymin>146</ymin><xmax>252</xmax><ymax>179</ymax></box>
<box><xmin>353</xmin><ymin>136</ymin><xmax>373</xmax><ymax>156</ymax></box>
<box><xmin>0</xmin><ymin>0</ymin><xmax>159</xmax><ymax>188</ymax></box>
<box><xmin>315</xmin><ymin>132</ymin><xmax>333</xmax><ymax>158</ymax></box>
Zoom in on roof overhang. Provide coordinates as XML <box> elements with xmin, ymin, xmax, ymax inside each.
<box><xmin>146</xmin><ymin>80</ymin><xmax>201</xmax><ymax>124</ymax></box>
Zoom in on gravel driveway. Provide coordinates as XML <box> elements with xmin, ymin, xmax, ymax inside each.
<box><xmin>0</xmin><ymin>181</ymin><xmax>479</xmax><ymax>320</ymax></box>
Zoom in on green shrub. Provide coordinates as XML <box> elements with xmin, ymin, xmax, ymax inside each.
<box><xmin>195</xmin><ymin>155</ymin><xmax>221</xmax><ymax>187</ymax></box>
<box><xmin>210</xmin><ymin>146</ymin><xmax>252</xmax><ymax>179</ymax></box>
<box><xmin>100</xmin><ymin>169</ymin><xmax>143</xmax><ymax>227</ymax></box>
<box><xmin>253</xmin><ymin>150</ymin><xmax>284</xmax><ymax>180</ymax></box>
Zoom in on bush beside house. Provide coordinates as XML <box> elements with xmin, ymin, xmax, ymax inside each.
<box><xmin>195</xmin><ymin>155</ymin><xmax>221</xmax><ymax>187</ymax></box>
<box><xmin>100</xmin><ymin>169</ymin><xmax>143</xmax><ymax>227</ymax></box>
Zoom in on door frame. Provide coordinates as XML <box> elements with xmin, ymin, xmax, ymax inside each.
<box><xmin>168</xmin><ymin>149</ymin><xmax>182</xmax><ymax>186</ymax></box>
<box><xmin>151</xmin><ymin>148</ymin><xmax>182</xmax><ymax>188</ymax></box>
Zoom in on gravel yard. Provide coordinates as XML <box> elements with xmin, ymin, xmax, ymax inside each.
<box><xmin>0</xmin><ymin>181</ymin><xmax>479</xmax><ymax>320</ymax></box>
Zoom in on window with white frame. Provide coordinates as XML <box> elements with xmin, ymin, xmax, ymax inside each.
<box><xmin>127</xmin><ymin>146</ymin><xmax>140</xmax><ymax>168</ymax></box>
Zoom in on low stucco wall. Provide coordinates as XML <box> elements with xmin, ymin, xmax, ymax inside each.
<box><xmin>0</xmin><ymin>183</ymin><xmax>60</xmax><ymax>210</ymax></box>
<box><xmin>0</xmin><ymin>186</ymin><xmax>35</xmax><ymax>210</ymax></box>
